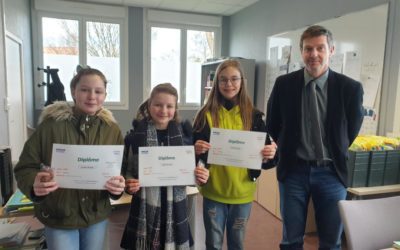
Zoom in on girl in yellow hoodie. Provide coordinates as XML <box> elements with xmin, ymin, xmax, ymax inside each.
<box><xmin>193</xmin><ymin>59</ymin><xmax>277</xmax><ymax>250</ymax></box>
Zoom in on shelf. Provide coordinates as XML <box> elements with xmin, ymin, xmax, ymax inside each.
<box><xmin>347</xmin><ymin>184</ymin><xmax>400</xmax><ymax>197</ymax></box>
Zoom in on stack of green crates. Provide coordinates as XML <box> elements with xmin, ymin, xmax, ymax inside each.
<box><xmin>347</xmin><ymin>151</ymin><xmax>370</xmax><ymax>187</ymax></box>
<box><xmin>384</xmin><ymin>150</ymin><xmax>400</xmax><ymax>185</ymax></box>
<box><xmin>347</xmin><ymin>150</ymin><xmax>400</xmax><ymax>187</ymax></box>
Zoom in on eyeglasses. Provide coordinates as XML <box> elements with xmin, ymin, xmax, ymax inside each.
<box><xmin>218</xmin><ymin>77</ymin><xmax>243</xmax><ymax>86</ymax></box>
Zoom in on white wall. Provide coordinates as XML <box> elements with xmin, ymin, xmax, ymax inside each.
<box><xmin>393</xmin><ymin>64</ymin><xmax>400</xmax><ymax>135</ymax></box>
<box><xmin>228</xmin><ymin>0</ymin><xmax>400</xmax><ymax>136</ymax></box>
<box><xmin>0</xmin><ymin>0</ymin><xmax>8</xmax><ymax>146</ymax></box>
<box><xmin>4</xmin><ymin>0</ymin><xmax>34</xmax><ymax>128</ymax></box>
<box><xmin>265</xmin><ymin>4</ymin><xmax>388</xmax><ymax>135</ymax></box>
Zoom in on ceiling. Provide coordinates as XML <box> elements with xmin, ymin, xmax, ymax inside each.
<box><xmin>62</xmin><ymin>0</ymin><xmax>259</xmax><ymax>16</ymax></box>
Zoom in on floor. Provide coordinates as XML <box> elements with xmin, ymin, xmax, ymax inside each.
<box><xmin>108</xmin><ymin>195</ymin><xmax>325</xmax><ymax>250</ymax></box>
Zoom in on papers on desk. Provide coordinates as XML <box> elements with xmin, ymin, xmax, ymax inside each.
<box><xmin>0</xmin><ymin>222</ymin><xmax>30</xmax><ymax>248</ymax></box>
<box><xmin>393</xmin><ymin>241</ymin><xmax>400</xmax><ymax>249</ymax></box>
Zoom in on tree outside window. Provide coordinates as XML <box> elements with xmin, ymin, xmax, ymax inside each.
<box><xmin>42</xmin><ymin>17</ymin><xmax>121</xmax><ymax>102</ymax></box>
<box><xmin>150</xmin><ymin>26</ymin><xmax>214</xmax><ymax>105</ymax></box>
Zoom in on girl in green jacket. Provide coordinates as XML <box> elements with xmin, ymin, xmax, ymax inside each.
<box><xmin>14</xmin><ymin>68</ymin><xmax>126</xmax><ymax>250</ymax></box>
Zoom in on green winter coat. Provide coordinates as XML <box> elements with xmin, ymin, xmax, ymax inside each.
<box><xmin>14</xmin><ymin>102</ymin><xmax>124</xmax><ymax>229</ymax></box>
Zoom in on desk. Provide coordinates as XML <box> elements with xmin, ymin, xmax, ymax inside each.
<box><xmin>1</xmin><ymin>193</ymin><xmax>133</xmax><ymax>219</ymax></box>
<box><xmin>2</xmin><ymin>187</ymin><xmax>199</xmax><ymax>217</ymax></box>
<box><xmin>347</xmin><ymin>184</ymin><xmax>400</xmax><ymax>199</ymax></box>
<box><xmin>186</xmin><ymin>186</ymin><xmax>199</xmax><ymax>196</ymax></box>
<box><xmin>110</xmin><ymin>192</ymin><xmax>131</xmax><ymax>207</ymax></box>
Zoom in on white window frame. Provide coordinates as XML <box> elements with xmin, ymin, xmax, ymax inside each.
<box><xmin>32</xmin><ymin>0</ymin><xmax>129</xmax><ymax>110</ymax></box>
<box><xmin>144</xmin><ymin>9</ymin><xmax>222</xmax><ymax>110</ymax></box>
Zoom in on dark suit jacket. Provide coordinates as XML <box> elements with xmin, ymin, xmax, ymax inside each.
<box><xmin>266</xmin><ymin>68</ymin><xmax>364</xmax><ymax>186</ymax></box>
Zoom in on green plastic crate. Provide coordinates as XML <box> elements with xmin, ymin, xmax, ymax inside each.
<box><xmin>367</xmin><ymin>151</ymin><xmax>386</xmax><ymax>186</ymax></box>
<box><xmin>384</xmin><ymin>150</ymin><xmax>400</xmax><ymax>185</ymax></box>
<box><xmin>347</xmin><ymin>150</ymin><xmax>369</xmax><ymax>187</ymax></box>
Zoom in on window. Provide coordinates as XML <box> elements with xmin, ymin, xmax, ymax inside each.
<box><xmin>86</xmin><ymin>21</ymin><xmax>121</xmax><ymax>102</ymax></box>
<box><xmin>42</xmin><ymin>17</ymin><xmax>79</xmax><ymax>102</ymax></box>
<box><xmin>186</xmin><ymin>30</ymin><xmax>215</xmax><ymax>103</ymax></box>
<box><xmin>146</xmin><ymin>10</ymin><xmax>221</xmax><ymax>108</ymax></box>
<box><xmin>151</xmin><ymin>27</ymin><xmax>181</xmax><ymax>100</ymax></box>
<box><xmin>34</xmin><ymin>0</ymin><xmax>128</xmax><ymax>108</ymax></box>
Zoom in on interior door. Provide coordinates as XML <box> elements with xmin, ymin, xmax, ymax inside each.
<box><xmin>5</xmin><ymin>32</ymin><xmax>27</xmax><ymax>163</ymax></box>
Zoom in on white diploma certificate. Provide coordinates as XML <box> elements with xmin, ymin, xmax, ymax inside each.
<box><xmin>138</xmin><ymin>146</ymin><xmax>196</xmax><ymax>187</ymax></box>
<box><xmin>51</xmin><ymin>144</ymin><xmax>124</xmax><ymax>189</ymax></box>
<box><xmin>208</xmin><ymin>128</ymin><xmax>267</xmax><ymax>169</ymax></box>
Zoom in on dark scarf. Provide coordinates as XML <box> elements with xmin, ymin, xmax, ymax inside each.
<box><xmin>121</xmin><ymin>119</ymin><xmax>193</xmax><ymax>250</ymax></box>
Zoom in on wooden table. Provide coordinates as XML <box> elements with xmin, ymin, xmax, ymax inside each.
<box><xmin>1</xmin><ymin>192</ymin><xmax>135</xmax><ymax>218</ymax></box>
<box><xmin>186</xmin><ymin>186</ymin><xmax>199</xmax><ymax>196</ymax></box>
<box><xmin>110</xmin><ymin>192</ymin><xmax>132</xmax><ymax>206</ymax></box>
<box><xmin>2</xmin><ymin>187</ymin><xmax>199</xmax><ymax>217</ymax></box>
<box><xmin>347</xmin><ymin>184</ymin><xmax>400</xmax><ymax>199</ymax></box>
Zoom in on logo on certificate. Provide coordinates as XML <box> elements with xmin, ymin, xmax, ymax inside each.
<box><xmin>212</xmin><ymin>131</ymin><xmax>220</xmax><ymax>135</ymax></box>
<box><xmin>55</xmin><ymin>148</ymin><xmax>66</xmax><ymax>153</ymax></box>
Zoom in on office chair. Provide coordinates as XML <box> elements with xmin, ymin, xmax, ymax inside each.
<box><xmin>338</xmin><ymin>195</ymin><xmax>400</xmax><ymax>250</ymax></box>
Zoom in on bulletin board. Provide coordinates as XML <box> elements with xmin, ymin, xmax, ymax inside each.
<box><xmin>265</xmin><ymin>4</ymin><xmax>388</xmax><ymax>135</ymax></box>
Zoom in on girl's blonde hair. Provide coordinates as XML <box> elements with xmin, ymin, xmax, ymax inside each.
<box><xmin>193</xmin><ymin>59</ymin><xmax>254</xmax><ymax>131</ymax></box>
<box><xmin>136</xmin><ymin>83</ymin><xmax>179</xmax><ymax>122</ymax></box>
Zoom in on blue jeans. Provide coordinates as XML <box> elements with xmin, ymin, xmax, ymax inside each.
<box><xmin>279</xmin><ymin>164</ymin><xmax>346</xmax><ymax>250</ymax></box>
<box><xmin>203</xmin><ymin>197</ymin><xmax>252</xmax><ymax>250</ymax></box>
<box><xmin>44</xmin><ymin>220</ymin><xmax>108</xmax><ymax>250</ymax></box>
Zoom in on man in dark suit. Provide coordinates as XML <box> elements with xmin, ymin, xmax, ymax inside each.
<box><xmin>266</xmin><ymin>25</ymin><xmax>364</xmax><ymax>250</ymax></box>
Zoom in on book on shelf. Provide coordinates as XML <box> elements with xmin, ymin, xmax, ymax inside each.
<box><xmin>203</xmin><ymin>71</ymin><xmax>215</xmax><ymax>104</ymax></box>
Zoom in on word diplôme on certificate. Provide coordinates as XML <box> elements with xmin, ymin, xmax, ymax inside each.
<box><xmin>138</xmin><ymin>146</ymin><xmax>196</xmax><ymax>187</ymax></box>
<box><xmin>208</xmin><ymin>128</ymin><xmax>266</xmax><ymax>169</ymax></box>
<box><xmin>51</xmin><ymin>144</ymin><xmax>124</xmax><ymax>190</ymax></box>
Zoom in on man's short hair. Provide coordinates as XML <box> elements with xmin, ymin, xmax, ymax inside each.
<box><xmin>300</xmin><ymin>25</ymin><xmax>333</xmax><ymax>49</ymax></box>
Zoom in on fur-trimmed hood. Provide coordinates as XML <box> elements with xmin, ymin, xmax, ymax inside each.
<box><xmin>38</xmin><ymin>101</ymin><xmax>117</xmax><ymax>126</ymax></box>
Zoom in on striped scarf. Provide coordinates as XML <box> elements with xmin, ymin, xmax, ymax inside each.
<box><xmin>121</xmin><ymin>119</ymin><xmax>193</xmax><ymax>250</ymax></box>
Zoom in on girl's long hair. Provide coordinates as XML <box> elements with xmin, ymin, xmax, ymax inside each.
<box><xmin>193</xmin><ymin>59</ymin><xmax>254</xmax><ymax>131</ymax></box>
